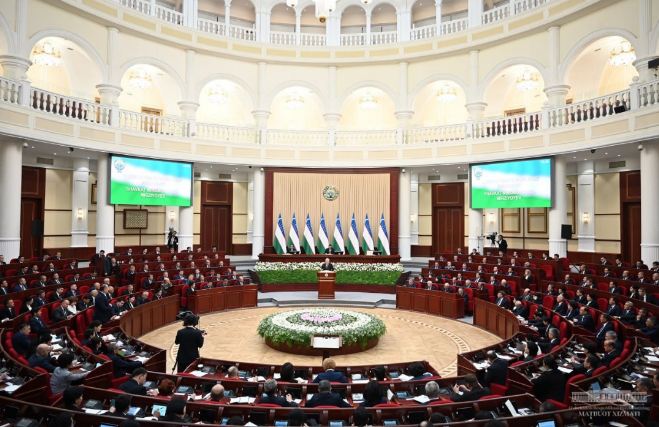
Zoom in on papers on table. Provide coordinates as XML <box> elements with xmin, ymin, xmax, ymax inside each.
<box><xmin>495</xmin><ymin>353</ymin><xmax>514</xmax><ymax>361</ymax></box>
<box><xmin>412</xmin><ymin>395</ymin><xmax>430</xmax><ymax>404</ymax></box>
<box><xmin>247</xmin><ymin>376</ymin><xmax>266</xmax><ymax>382</ymax></box>
<box><xmin>230</xmin><ymin>396</ymin><xmax>255</xmax><ymax>404</ymax></box>
<box><xmin>133</xmin><ymin>356</ymin><xmax>149</xmax><ymax>363</ymax></box>
<box><xmin>83</xmin><ymin>409</ymin><xmax>107</xmax><ymax>415</ymax></box>
<box><xmin>645</xmin><ymin>355</ymin><xmax>659</xmax><ymax>362</ymax></box>
<box><xmin>397</xmin><ymin>374</ymin><xmax>413</xmax><ymax>382</ymax></box>
<box><xmin>2</xmin><ymin>384</ymin><xmax>20</xmax><ymax>393</ymax></box>
<box><xmin>472</xmin><ymin>361</ymin><xmax>490</xmax><ymax>370</ymax></box>
<box><xmin>352</xmin><ymin>393</ymin><xmax>364</xmax><ymax>402</ymax></box>
<box><xmin>558</xmin><ymin>366</ymin><xmax>573</xmax><ymax>374</ymax></box>
<box><xmin>189</xmin><ymin>370</ymin><xmax>207</xmax><ymax>377</ymax></box>
<box><xmin>103</xmin><ymin>334</ymin><xmax>116</xmax><ymax>342</ymax></box>
<box><xmin>294</xmin><ymin>377</ymin><xmax>308</xmax><ymax>384</ymax></box>
<box><xmin>273</xmin><ymin>373</ymin><xmax>281</xmax><ymax>380</ymax></box>
<box><xmin>51</xmin><ymin>343</ymin><xmax>63</xmax><ymax>351</ymax></box>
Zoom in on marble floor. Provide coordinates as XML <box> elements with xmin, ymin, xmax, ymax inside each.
<box><xmin>139</xmin><ymin>307</ymin><xmax>499</xmax><ymax>376</ymax></box>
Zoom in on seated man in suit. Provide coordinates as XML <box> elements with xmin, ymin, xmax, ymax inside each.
<box><xmin>449</xmin><ymin>374</ymin><xmax>490</xmax><ymax>402</ymax></box>
<box><xmin>573</xmin><ymin>306</ymin><xmax>595</xmax><ymax>331</ymax></box>
<box><xmin>638</xmin><ymin>288</ymin><xmax>657</xmax><ymax>305</ymax></box>
<box><xmin>532</xmin><ymin>356</ymin><xmax>566</xmax><ymax>402</ymax></box>
<box><xmin>618</xmin><ymin>301</ymin><xmax>636</xmax><ymax>324</ymax></box>
<box><xmin>259</xmin><ymin>379</ymin><xmax>298</xmax><ymax>407</ymax></box>
<box><xmin>28</xmin><ymin>343</ymin><xmax>57</xmax><ymax>373</ymax></box>
<box><xmin>538</xmin><ymin>327</ymin><xmax>560</xmax><ymax>353</ymax></box>
<box><xmin>494</xmin><ymin>291</ymin><xmax>511</xmax><ymax>309</ymax></box>
<box><xmin>29</xmin><ymin>307</ymin><xmax>51</xmax><ymax>339</ymax></box>
<box><xmin>600</xmin><ymin>339</ymin><xmax>621</xmax><ymax>366</ymax></box>
<box><xmin>0</xmin><ymin>299</ymin><xmax>16</xmax><ymax>322</ymax></box>
<box><xmin>638</xmin><ymin>316</ymin><xmax>659</xmax><ymax>345</ymax></box>
<box><xmin>564</xmin><ymin>301</ymin><xmax>579</xmax><ymax>320</ymax></box>
<box><xmin>553</xmin><ymin>294</ymin><xmax>568</xmax><ymax>316</ymax></box>
<box><xmin>305</xmin><ymin>380</ymin><xmax>350</xmax><ymax>407</ymax></box>
<box><xmin>52</xmin><ymin>299</ymin><xmax>74</xmax><ymax>323</ymax></box>
<box><xmin>571</xmin><ymin>353</ymin><xmax>600</xmax><ymax>377</ymax></box>
<box><xmin>512</xmin><ymin>300</ymin><xmax>529</xmax><ymax>319</ymax></box>
<box><xmin>595</xmin><ymin>314</ymin><xmax>615</xmax><ymax>344</ymax></box>
<box><xmin>482</xmin><ymin>350</ymin><xmax>508</xmax><ymax>386</ymax></box>
<box><xmin>320</xmin><ymin>258</ymin><xmax>334</xmax><ymax>271</ymax></box>
<box><xmin>522</xmin><ymin>341</ymin><xmax>539</xmax><ymax>362</ymax></box>
<box><xmin>12</xmin><ymin>323</ymin><xmax>33</xmax><ymax>358</ymax></box>
<box><xmin>313</xmin><ymin>358</ymin><xmax>347</xmax><ymax>383</ymax></box>
<box><xmin>118</xmin><ymin>367</ymin><xmax>158</xmax><ymax>396</ymax></box>
<box><xmin>106</xmin><ymin>342</ymin><xmax>143</xmax><ymax>378</ymax></box>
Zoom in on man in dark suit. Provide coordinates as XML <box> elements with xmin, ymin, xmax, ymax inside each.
<box><xmin>571</xmin><ymin>354</ymin><xmax>600</xmax><ymax>377</ymax></box>
<box><xmin>573</xmin><ymin>306</ymin><xmax>595</xmax><ymax>331</ymax></box>
<box><xmin>605</xmin><ymin>298</ymin><xmax>622</xmax><ymax>317</ymax></box>
<box><xmin>0</xmin><ymin>280</ymin><xmax>9</xmax><ymax>296</ymax></box>
<box><xmin>64</xmin><ymin>284</ymin><xmax>78</xmax><ymax>298</ymax></box>
<box><xmin>52</xmin><ymin>300</ymin><xmax>73</xmax><ymax>322</ymax></box>
<box><xmin>259</xmin><ymin>379</ymin><xmax>298</xmax><ymax>407</ymax></box>
<box><xmin>305</xmin><ymin>380</ymin><xmax>350</xmax><ymax>407</ymax></box>
<box><xmin>175</xmin><ymin>314</ymin><xmax>205</xmax><ymax>372</ymax></box>
<box><xmin>595</xmin><ymin>314</ymin><xmax>615</xmax><ymax>344</ymax></box>
<box><xmin>320</xmin><ymin>258</ymin><xmax>334</xmax><ymax>271</ymax></box>
<box><xmin>313</xmin><ymin>358</ymin><xmax>347</xmax><ymax>383</ymax></box>
<box><xmin>618</xmin><ymin>301</ymin><xmax>636</xmax><ymax>324</ymax></box>
<box><xmin>538</xmin><ymin>327</ymin><xmax>560</xmax><ymax>353</ymax></box>
<box><xmin>553</xmin><ymin>295</ymin><xmax>568</xmax><ymax>316</ymax></box>
<box><xmin>29</xmin><ymin>308</ymin><xmax>50</xmax><ymax>339</ymax></box>
<box><xmin>91</xmin><ymin>250</ymin><xmax>112</xmax><ymax>276</ymax></box>
<box><xmin>495</xmin><ymin>292</ymin><xmax>511</xmax><ymax>309</ymax></box>
<box><xmin>600</xmin><ymin>340</ymin><xmax>620</xmax><ymax>366</ymax></box>
<box><xmin>532</xmin><ymin>357</ymin><xmax>566</xmax><ymax>402</ymax></box>
<box><xmin>512</xmin><ymin>300</ymin><xmax>529</xmax><ymax>318</ymax></box>
<box><xmin>12</xmin><ymin>323</ymin><xmax>33</xmax><ymax>357</ymax></box>
<box><xmin>28</xmin><ymin>343</ymin><xmax>56</xmax><ymax>373</ymax></box>
<box><xmin>35</xmin><ymin>275</ymin><xmax>49</xmax><ymax>288</ymax></box>
<box><xmin>449</xmin><ymin>374</ymin><xmax>490</xmax><ymax>402</ymax></box>
<box><xmin>93</xmin><ymin>285</ymin><xmax>113</xmax><ymax>324</ymax></box>
<box><xmin>638</xmin><ymin>288</ymin><xmax>657</xmax><ymax>305</ymax></box>
<box><xmin>49</xmin><ymin>287</ymin><xmax>65</xmax><ymax>303</ymax></box>
<box><xmin>482</xmin><ymin>351</ymin><xmax>508</xmax><ymax>387</ymax></box>
<box><xmin>118</xmin><ymin>367</ymin><xmax>154</xmax><ymax>396</ymax></box>
<box><xmin>107</xmin><ymin>343</ymin><xmax>142</xmax><ymax>378</ymax></box>
<box><xmin>522</xmin><ymin>269</ymin><xmax>535</xmax><ymax>288</ymax></box>
<box><xmin>13</xmin><ymin>278</ymin><xmax>28</xmax><ymax>293</ymax></box>
<box><xmin>496</xmin><ymin>235</ymin><xmax>508</xmax><ymax>253</ymax></box>
<box><xmin>0</xmin><ymin>299</ymin><xmax>16</xmax><ymax>321</ymax></box>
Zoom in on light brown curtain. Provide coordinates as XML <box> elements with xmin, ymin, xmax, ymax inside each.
<box><xmin>272</xmin><ymin>172</ymin><xmax>390</xmax><ymax>242</ymax></box>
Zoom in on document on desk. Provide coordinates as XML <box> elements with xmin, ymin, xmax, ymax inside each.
<box><xmin>189</xmin><ymin>370</ymin><xmax>207</xmax><ymax>377</ymax></box>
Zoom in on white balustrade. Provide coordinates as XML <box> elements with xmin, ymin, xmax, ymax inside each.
<box><xmin>0</xmin><ymin>77</ymin><xmax>21</xmax><ymax>104</ymax></box>
<box><xmin>335</xmin><ymin>130</ymin><xmax>398</xmax><ymax>146</ymax></box>
<box><xmin>299</xmin><ymin>33</ymin><xmax>327</xmax><ymax>47</ymax></box>
<box><xmin>119</xmin><ymin>110</ymin><xmax>188</xmax><ymax>136</ymax></box>
<box><xmin>547</xmin><ymin>90</ymin><xmax>630</xmax><ymax>128</ymax></box>
<box><xmin>440</xmin><ymin>18</ymin><xmax>468</xmax><ymax>35</ymax></box>
<box><xmin>636</xmin><ymin>80</ymin><xmax>659</xmax><ymax>108</ymax></box>
<box><xmin>30</xmin><ymin>87</ymin><xmax>112</xmax><ymax>125</ymax></box>
<box><xmin>482</xmin><ymin>3</ymin><xmax>510</xmax><ymax>25</ymax></box>
<box><xmin>405</xmin><ymin>124</ymin><xmax>467</xmax><ymax>144</ymax></box>
<box><xmin>266</xmin><ymin>130</ymin><xmax>328</xmax><ymax>146</ymax></box>
<box><xmin>155</xmin><ymin>4</ymin><xmax>184</xmax><ymax>25</ymax></box>
<box><xmin>410</xmin><ymin>25</ymin><xmax>436</xmax><ymax>41</ymax></box>
<box><xmin>270</xmin><ymin>31</ymin><xmax>297</xmax><ymax>46</ymax></box>
<box><xmin>472</xmin><ymin>111</ymin><xmax>541</xmax><ymax>138</ymax></box>
<box><xmin>196</xmin><ymin>123</ymin><xmax>257</xmax><ymax>144</ymax></box>
<box><xmin>229</xmin><ymin>25</ymin><xmax>257</xmax><ymax>42</ymax></box>
<box><xmin>512</xmin><ymin>0</ymin><xmax>549</xmax><ymax>15</ymax></box>
<box><xmin>370</xmin><ymin>31</ymin><xmax>398</xmax><ymax>45</ymax></box>
<box><xmin>340</xmin><ymin>33</ymin><xmax>367</xmax><ymax>47</ymax></box>
<box><xmin>198</xmin><ymin>18</ymin><xmax>226</xmax><ymax>36</ymax></box>
<box><xmin>115</xmin><ymin>0</ymin><xmax>152</xmax><ymax>14</ymax></box>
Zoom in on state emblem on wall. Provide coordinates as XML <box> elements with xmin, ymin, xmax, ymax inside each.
<box><xmin>322</xmin><ymin>185</ymin><xmax>339</xmax><ymax>201</ymax></box>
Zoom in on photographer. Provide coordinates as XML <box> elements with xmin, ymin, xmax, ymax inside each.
<box><xmin>496</xmin><ymin>234</ymin><xmax>508</xmax><ymax>253</ymax></box>
<box><xmin>174</xmin><ymin>313</ymin><xmax>205</xmax><ymax>373</ymax></box>
<box><xmin>167</xmin><ymin>228</ymin><xmax>178</xmax><ymax>252</ymax></box>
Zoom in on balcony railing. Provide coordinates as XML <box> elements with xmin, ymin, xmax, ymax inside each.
<box><xmin>299</xmin><ymin>33</ymin><xmax>327</xmax><ymax>47</ymax></box>
<box><xmin>340</xmin><ymin>33</ymin><xmax>367</xmax><ymax>47</ymax></box>
<box><xmin>198</xmin><ymin>18</ymin><xmax>226</xmax><ymax>36</ymax></box>
<box><xmin>155</xmin><ymin>4</ymin><xmax>184</xmax><ymax>25</ymax></box>
<box><xmin>270</xmin><ymin>31</ymin><xmax>297</xmax><ymax>46</ymax></box>
<box><xmin>371</xmin><ymin>31</ymin><xmax>398</xmax><ymax>45</ymax></box>
<box><xmin>440</xmin><ymin>18</ymin><xmax>469</xmax><ymax>36</ymax></box>
<box><xmin>482</xmin><ymin>4</ymin><xmax>510</xmax><ymax>25</ymax></box>
<box><xmin>3</xmin><ymin>77</ymin><xmax>659</xmax><ymax>149</ymax></box>
<box><xmin>117</xmin><ymin>0</ymin><xmax>151</xmax><ymax>14</ymax></box>
<box><xmin>410</xmin><ymin>25</ymin><xmax>436</xmax><ymax>42</ymax></box>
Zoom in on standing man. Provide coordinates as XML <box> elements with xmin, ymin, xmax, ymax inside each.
<box><xmin>167</xmin><ymin>228</ymin><xmax>179</xmax><ymax>252</ymax></box>
<box><xmin>320</xmin><ymin>258</ymin><xmax>334</xmax><ymax>271</ymax></box>
<box><xmin>496</xmin><ymin>234</ymin><xmax>508</xmax><ymax>254</ymax></box>
<box><xmin>174</xmin><ymin>314</ymin><xmax>205</xmax><ymax>373</ymax></box>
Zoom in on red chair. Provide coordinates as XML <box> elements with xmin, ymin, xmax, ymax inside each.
<box><xmin>546</xmin><ymin>373</ymin><xmax>587</xmax><ymax>409</ymax></box>
<box><xmin>478</xmin><ymin>394</ymin><xmax>503</xmax><ymax>400</ymax></box>
<box><xmin>489</xmin><ymin>382</ymin><xmax>508</xmax><ymax>396</ymax></box>
<box><xmin>542</xmin><ymin>295</ymin><xmax>555</xmax><ymax>309</ymax></box>
<box><xmin>597</xmin><ymin>298</ymin><xmax>608</xmax><ymax>312</ymax></box>
<box><xmin>592</xmin><ymin>366</ymin><xmax>608</xmax><ymax>376</ymax></box>
<box><xmin>111</xmin><ymin>375</ymin><xmax>130</xmax><ymax>388</ymax></box>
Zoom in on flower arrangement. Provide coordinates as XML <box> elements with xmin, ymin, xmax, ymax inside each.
<box><xmin>257</xmin><ymin>308</ymin><xmax>386</xmax><ymax>348</ymax></box>
<box><xmin>254</xmin><ymin>262</ymin><xmax>404</xmax><ymax>285</ymax></box>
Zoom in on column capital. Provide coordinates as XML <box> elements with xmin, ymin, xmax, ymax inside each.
<box><xmin>95</xmin><ymin>84</ymin><xmax>123</xmax><ymax>104</ymax></box>
<box><xmin>177</xmin><ymin>100</ymin><xmax>200</xmax><ymax>114</ymax></box>
<box><xmin>544</xmin><ymin>84</ymin><xmax>571</xmax><ymax>106</ymax></box>
<box><xmin>633</xmin><ymin>56</ymin><xmax>659</xmax><ymax>82</ymax></box>
<box><xmin>395</xmin><ymin>110</ymin><xmax>414</xmax><ymax>121</ymax></box>
<box><xmin>465</xmin><ymin>101</ymin><xmax>487</xmax><ymax>113</ymax></box>
<box><xmin>252</xmin><ymin>109</ymin><xmax>271</xmax><ymax>121</ymax></box>
<box><xmin>0</xmin><ymin>55</ymin><xmax>32</xmax><ymax>80</ymax></box>
<box><xmin>323</xmin><ymin>112</ymin><xmax>342</xmax><ymax>125</ymax></box>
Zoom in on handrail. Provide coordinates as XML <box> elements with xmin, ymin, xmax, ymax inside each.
<box><xmin>405</xmin><ymin>124</ymin><xmax>467</xmax><ymax>144</ymax></box>
<box><xmin>30</xmin><ymin>86</ymin><xmax>112</xmax><ymax>126</ymax></box>
<box><xmin>472</xmin><ymin>111</ymin><xmax>541</xmax><ymax>138</ymax></box>
<box><xmin>410</xmin><ymin>24</ymin><xmax>436</xmax><ymax>41</ymax></box>
<box><xmin>118</xmin><ymin>109</ymin><xmax>189</xmax><ymax>136</ymax></box>
<box><xmin>198</xmin><ymin>17</ymin><xmax>226</xmax><ymax>36</ymax></box>
<box><xmin>266</xmin><ymin>129</ymin><xmax>329</xmax><ymax>146</ymax></box>
<box><xmin>547</xmin><ymin>89</ymin><xmax>630</xmax><ymax>128</ymax></box>
<box><xmin>335</xmin><ymin>129</ymin><xmax>398</xmax><ymax>146</ymax></box>
<box><xmin>0</xmin><ymin>76</ymin><xmax>22</xmax><ymax>104</ymax></box>
<box><xmin>482</xmin><ymin>3</ymin><xmax>511</xmax><ymax>25</ymax></box>
<box><xmin>270</xmin><ymin>30</ymin><xmax>297</xmax><ymax>46</ymax></box>
<box><xmin>196</xmin><ymin>122</ymin><xmax>258</xmax><ymax>144</ymax></box>
<box><xmin>370</xmin><ymin>30</ymin><xmax>398</xmax><ymax>45</ymax></box>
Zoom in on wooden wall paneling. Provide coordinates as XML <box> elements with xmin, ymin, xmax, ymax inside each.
<box><xmin>619</xmin><ymin>171</ymin><xmax>641</xmax><ymax>262</ymax></box>
<box><xmin>20</xmin><ymin>167</ymin><xmax>46</xmax><ymax>258</ymax></box>
<box><xmin>526</xmin><ymin>208</ymin><xmax>548</xmax><ymax>234</ymax></box>
<box><xmin>200</xmin><ymin>181</ymin><xmax>233</xmax><ymax>253</ymax></box>
<box><xmin>501</xmin><ymin>208</ymin><xmax>521</xmax><ymax>234</ymax></box>
<box><xmin>431</xmin><ymin>183</ymin><xmax>465</xmax><ymax>254</ymax></box>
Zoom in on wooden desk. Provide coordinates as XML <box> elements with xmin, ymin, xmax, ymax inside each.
<box><xmin>472</xmin><ymin>298</ymin><xmax>521</xmax><ymax>339</ymax></box>
<box><xmin>119</xmin><ymin>295</ymin><xmax>179</xmax><ymax>338</ymax></box>
<box><xmin>396</xmin><ymin>286</ymin><xmax>465</xmax><ymax>319</ymax></box>
<box><xmin>317</xmin><ymin>271</ymin><xmax>335</xmax><ymax>299</ymax></box>
<box><xmin>188</xmin><ymin>285</ymin><xmax>258</xmax><ymax>314</ymax></box>
<box><xmin>258</xmin><ymin>254</ymin><xmax>401</xmax><ymax>263</ymax></box>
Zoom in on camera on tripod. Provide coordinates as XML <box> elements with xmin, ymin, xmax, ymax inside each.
<box><xmin>486</xmin><ymin>232</ymin><xmax>498</xmax><ymax>246</ymax></box>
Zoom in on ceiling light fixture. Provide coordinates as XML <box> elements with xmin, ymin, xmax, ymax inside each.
<box><xmin>436</xmin><ymin>84</ymin><xmax>457</xmax><ymax>103</ymax></box>
<box><xmin>207</xmin><ymin>86</ymin><xmax>228</xmax><ymax>105</ymax></box>
<box><xmin>286</xmin><ymin>0</ymin><xmax>297</xmax><ymax>6</ymax></box>
<box><xmin>32</xmin><ymin>41</ymin><xmax>62</xmax><ymax>67</ymax></box>
<box><xmin>516</xmin><ymin>68</ymin><xmax>540</xmax><ymax>91</ymax></box>
<box><xmin>609</xmin><ymin>41</ymin><xmax>636</xmax><ymax>67</ymax></box>
<box><xmin>359</xmin><ymin>92</ymin><xmax>378</xmax><ymax>110</ymax></box>
<box><xmin>314</xmin><ymin>0</ymin><xmax>336</xmax><ymax>23</ymax></box>
<box><xmin>286</xmin><ymin>93</ymin><xmax>305</xmax><ymax>110</ymax></box>
<box><xmin>127</xmin><ymin>68</ymin><xmax>153</xmax><ymax>90</ymax></box>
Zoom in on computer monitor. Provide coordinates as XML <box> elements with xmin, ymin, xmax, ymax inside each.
<box><xmin>152</xmin><ymin>404</ymin><xmax>167</xmax><ymax>417</ymax></box>
<box><xmin>536</xmin><ymin>420</ymin><xmax>556</xmax><ymax>427</ymax></box>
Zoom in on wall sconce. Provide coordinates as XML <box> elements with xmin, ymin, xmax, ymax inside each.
<box><xmin>248</xmin><ymin>213</ymin><xmax>254</xmax><ymax>222</ymax></box>
<box><xmin>76</xmin><ymin>208</ymin><xmax>84</xmax><ymax>220</ymax></box>
<box><xmin>168</xmin><ymin>210</ymin><xmax>175</xmax><ymax>222</ymax></box>
<box><xmin>487</xmin><ymin>212</ymin><xmax>495</xmax><ymax>224</ymax></box>
<box><xmin>410</xmin><ymin>214</ymin><xmax>417</xmax><ymax>223</ymax></box>
<box><xmin>581</xmin><ymin>212</ymin><xmax>590</xmax><ymax>223</ymax></box>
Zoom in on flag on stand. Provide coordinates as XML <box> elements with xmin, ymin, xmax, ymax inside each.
<box><xmin>362</xmin><ymin>214</ymin><xmax>374</xmax><ymax>254</ymax></box>
<box><xmin>287</xmin><ymin>213</ymin><xmax>300</xmax><ymax>253</ymax></box>
<box><xmin>377</xmin><ymin>213</ymin><xmax>390</xmax><ymax>255</ymax></box>
<box><xmin>317</xmin><ymin>213</ymin><xmax>329</xmax><ymax>254</ymax></box>
<box><xmin>274</xmin><ymin>214</ymin><xmax>287</xmax><ymax>254</ymax></box>
<box><xmin>302</xmin><ymin>214</ymin><xmax>315</xmax><ymax>254</ymax></box>
<box><xmin>347</xmin><ymin>213</ymin><xmax>360</xmax><ymax>255</ymax></box>
<box><xmin>332</xmin><ymin>213</ymin><xmax>345</xmax><ymax>254</ymax></box>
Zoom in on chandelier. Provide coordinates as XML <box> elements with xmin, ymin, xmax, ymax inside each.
<box><xmin>609</xmin><ymin>41</ymin><xmax>636</xmax><ymax>66</ymax></box>
<box><xmin>436</xmin><ymin>85</ymin><xmax>457</xmax><ymax>103</ymax></box>
<box><xmin>286</xmin><ymin>0</ymin><xmax>297</xmax><ymax>7</ymax></box>
<box><xmin>127</xmin><ymin>69</ymin><xmax>153</xmax><ymax>90</ymax></box>
<box><xmin>515</xmin><ymin>69</ymin><xmax>539</xmax><ymax>91</ymax></box>
<box><xmin>207</xmin><ymin>86</ymin><xmax>228</xmax><ymax>105</ymax></box>
<box><xmin>359</xmin><ymin>92</ymin><xmax>378</xmax><ymax>110</ymax></box>
<box><xmin>32</xmin><ymin>41</ymin><xmax>62</xmax><ymax>67</ymax></box>
<box><xmin>286</xmin><ymin>93</ymin><xmax>305</xmax><ymax>109</ymax></box>
<box><xmin>361</xmin><ymin>0</ymin><xmax>373</xmax><ymax>4</ymax></box>
<box><xmin>314</xmin><ymin>0</ymin><xmax>336</xmax><ymax>22</ymax></box>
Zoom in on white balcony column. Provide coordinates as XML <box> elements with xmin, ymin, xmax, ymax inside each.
<box><xmin>483</xmin><ymin>209</ymin><xmax>499</xmax><ymax>235</ymax></box>
<box><xmin>548</xmin><ymin>156</ymin><xmax>568</xmax><ymax>257</ymax></box>
<box><xmin>165</xmin><ymin>207</ymin><xmax>179</xmax><ymax>244</ymax></box>
<box><xmin>255</xmin><ymin>6</ymin><xmax>270</xmax><ymax>43</ymax></box>
<box><xmin>246</xmin><ymin>173</ymin><xmax>254</xmax><ymax>243</ymax></box>
<box><xmin>253</xmin><ymin>61</ymin><xmax>270</xmax><ymax>144</ymax></box>
<box><xmin>467</xmin><ymin>0</ymin><xmax>483</xmax><ymax>28</ymax></box>
<box><xmin>149</xmin><ymin>0</ymin><xmax>156</xmax><ymax>15</ymax></box>
<box><xmin>410</xmin><ymin>172</ymin><xmax>419</xmax><ymax>245</ymax></box>
<box><xmin>224</xmin><ymin>0</ymin><xmax>231</xmax><ymax>35</ymax></box>
<box><xmin>633</xmin><ymin>56</ymin><xmax>659</xmax><ymax>83</ymax></box>
<box><xmin>395</xmin><ymin>62</ymin><xmax>413</xmax><ymax>144</ymax></box>
<box><xmin>397</xmin><ymin>6</ymin><xmax>411</xmax><ymax>42</ymax></box>
<box><xmin>295</xmin><ymin>8</ymin><xmax>302</xmax><ymax>45</ymax></box>
<box><xmin>71</xmin><ymin>159</ymin><xmax>90</xmax><ymax>248</ymax></box>
<box><xmin>465</xmin><ymin>100</ymin><xmax>487</xmax><ymax>136</ymax></box>
<box><xmin>0</xmin><ymin>55</ymin><xmax>31</xmax><ymax>106</ymax></box>
<box><xmin>178</xmin><ymin>205</ymin><xmax>194</xmax><ymax>251</ymax></box>
<box><xmin>468</xmin><ymin>209</ymin><xmax>484</xmax><ymax>254</ymax></box>
<box><xmin>95</xmin><ymin>84</ymin><xmax>122</xmax><ymax>127</ymax></box>
<box><xmin>326</xmin><ymin>11</ymin><xmax>340</xmax><ymax>46</ymax></box>
<box><xmin>365</xmin><ymin>10</ymin><xmax>372</xmax><ymax>46</ymax></box>
<box><xmin>251</xmin><ymin>168</ymin><xmax>265</xmax><ymax>259</ymax></box>
<box><xmin>577</xmin><ymin>161</ymin><xmax>595</xmax><ymax>252</ymax></box>
<box><xmin>641</xmin><ymin>140</ymin><xmax>659</xmax><ymax>263</ymax></box>
<box><xmin>0</xmin><ymin>138</ymin><xmax>23</xmax><ymax>260</ymax></box>
<box><xmin>178</xmin><ymin>101</ymin><xmax>199</xmax><ymax>137</ymax></box>
<box><xmin>95</xmin><ymin>154</ymin><xmax>115</xmax><ymax>254</ymax></box>
<box><xmin>182</xmin><ymin>0</ymin><xmax>198</xmax><ymax>28</ymax></box>
<box><xmin>435</xmin><ymin>0</ymin><xmax>443</xmax><ymax>36</ymax></box>
<box><xmin>96</xmin><ymin>27</ymin><xmax>121</xmax><ymax>126</ymax></box>
<box><xmin>324</xmin><ymin>113</ymin><xmax>341</xmax><ymax>146</ymax></box>
<box><xmin>399</xmin><ymin>169</ymin><xmax>412</xmax><ymax>260</ymax></box>
<box><xmin>543</xmin><ymin>26</ymin><xmax>571</xmax><ymax>108</ymax></box>
<box><xmin>544</xmin><ymin>85</ymin><xmax>570</xmax><ymax>107</ymax></box>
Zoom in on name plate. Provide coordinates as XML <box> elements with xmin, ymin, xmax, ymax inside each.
<box><xmin>312</xmin><ymin>336</ymin><xmax>342</xmax><ymax>349</ymax></box>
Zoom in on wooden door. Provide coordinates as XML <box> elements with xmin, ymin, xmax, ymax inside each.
<box><xmin>201</xmin><ymin>205</ymin><xmax>232</xmax><ymax>252</ymax></box>
<box><xmin>431</xmin><ymin>183</ymin><xmax>465</xmax><ymax>255</ymax></box>
<box><xmin>20</xmin><ymin>199</ymin><xmax>42</xmax><ymax>258</ymax></box>
<box><xmin>622</xmin><ymin>203</ymin><xmax>641</xmax><ymax>263</ymax></box>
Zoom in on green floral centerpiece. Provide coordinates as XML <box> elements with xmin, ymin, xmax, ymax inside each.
<box><xmin>254</xmin><ymin>262</ymin><xmax>404</xmax><ymax>285</ymax></box>
<box><xmin>257</xmin><ymin>308</ymin><xmax>386</xmax><ymax>352</ymax></box>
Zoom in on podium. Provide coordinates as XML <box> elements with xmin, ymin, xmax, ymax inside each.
<box><xmin>317</xmin><ymin>271</ymin><xmax>336</xmax><ymax>299</ymax></box>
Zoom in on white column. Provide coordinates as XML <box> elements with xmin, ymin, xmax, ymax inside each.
<box><xmin>467</xmin><ymin>175</ymin><xmax>483</xmax><ymax>253</ymax></box>
<box><xmin>96</xmin><ymin>27</ymin><xmax>121</xmax><ymax>126</ymax></box>
<box><xmin>71</xmin><ymin>159</ymin><xmax>90</xmax><ymax>247</ymax></box>
<box><xmin>641</xmin><ymin>141</ymin><xmax>659</xmax><ymax>263</ymax></box>
<box><xmin>224</xmin><ymin>1</ymin><xmax>231</xmax><ymax>35</ymax></box>
<box><xmin>577</xmin><ymin>161</ymin><xmax>595</xmax><ymax>252</ymax></box>
<box><xmin>548</xmin><ymin>156</ymin><xmax>568</xmax><ymax>257</ymax></box>
<box><xmin>178</xmin><ymin>205</ymin><xmax>194</xmax><ymax>251</ymax></box>
<box><xmin>410</xmin><ymin>172</ymin><xmax>419</xmax><ymax>245</ymax></box>
<box><xmin>467</xmin><ymin>0</ymin><xmax>483</xmax><ymax>28</ymax></box>
<box><xmin>365</xmin><ymin>11</ymin><xmax>372</xmax><ymax>45</ymax></box>
<box><xmin>0</xmin><ymin>139</ymin><xmax>22</xmax><ymax>259</ymax></box>
<box><xmin>251</xmin><ymin>168</ymin><xmax>265</xmax><ymax>259</ymax></box>
<box><xmin>165</xmin><ymin>207</ymin><xmax>179</xmax><ymax>244</ymax></box>
<box><xmin>395</xmin><ymin>62</ymin><xmax>413</xmax><ymax>144</ymax></box>
<box><xmin>435</xmin><ymin>0</ymin><xmax>443</xmax><ymax>35</ymax></box>
<box><xmin>544</xmin><ymin>26</ymin><xmax>570</xmax><ymax>107</ymax></box>
<box><xmin>397</xmin><ymin>6</ymin><xmax>411</xmax><ymax>42</ymax></box>
<box><xmin>399</xmin><ymin>169</ymin><xmax>411</xmax><ymax>261</ymax></box>
<box><xmin>178</xmin><ymin>101</ymin><xmax>199</xmax><ymax>137</ymax></box>
<box><xmin>295</xmin><ymin>9</ymin><xmax>302</xmax><ymax>45</ymax></box>
<box><xmin>326</xmin><ymin>11</ymin><xmax>340</xmax><ymax>46</ymax></box>
<box><xmin>253</xmin><ymin>61</ymin><xmax>270</xmax><ymax>144</ymax></box>
<box><xmin>95</xmin><ymin>154</ymin><xmax>115</xmax><ymax>253</ymax></box>
<box><xmin>149</xmin><ymin>0</ymin><xmax>156</xmax><ymax>15</ymax></box>
<box><xmin>182</xmin><ymin>0</ymin><xmax>198</xmax><ymax>28</ymax></box>
<box><xmin>324</xmin><ymin>66</ymin><xmax>341</xmax><ymax>146</ymax></box>
<box><xmin>246</xmin><ymin>172</ymin><xmax>254</xmax><ymax>243</ymax></box>
<box><xmin>0</xmin><ymin>55</ymin><xmax>31</xmax><ymax>106</ymax></box>
<box><xmin>483</xmin><ymin>209</ymin><xmax>499</xmax><ymax>236</ymax></box>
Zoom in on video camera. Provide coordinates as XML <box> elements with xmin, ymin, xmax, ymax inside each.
<box><xmin>486</xmin><ymin>232</ymin><xmax>498</xmax><ymax>246</ymax></box>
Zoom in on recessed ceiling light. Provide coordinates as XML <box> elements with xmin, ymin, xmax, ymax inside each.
<box><xmin>617</xmin><ymin>154</ymin><xmax>621</xmax><ymax>157</ymax></box>
<box><xmin>573</xmin><ymin>156</ymin><xmax>577</xmax><ymax>159</ymax></box>
<box><xmin>604</xmin><ymin>152</ymin><xmax>608</xmax><ymax>155</ymax></box>
<box><xmin>53</xmin><ymin>153</ymin><xmax>57</xmax><ymax>155</ymax></box>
